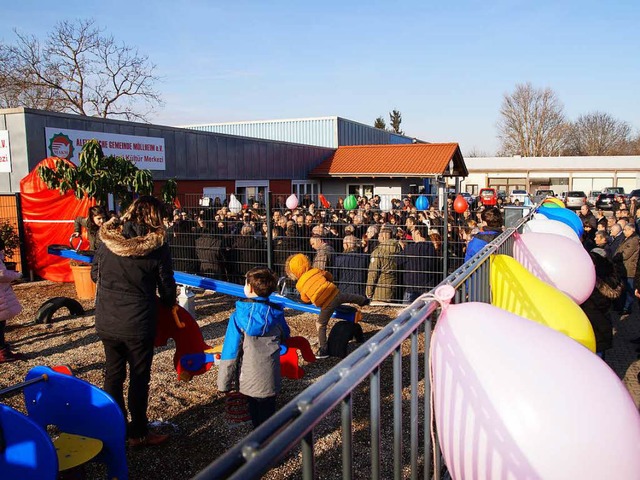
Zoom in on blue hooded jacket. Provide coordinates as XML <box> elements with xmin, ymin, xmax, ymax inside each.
<box><xmin>217</xmin><ymin>298</ymin><xmax>290</xmax><ymax>398</ymax></box>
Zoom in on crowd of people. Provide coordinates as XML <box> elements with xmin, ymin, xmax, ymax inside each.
<box><xmin>163</xmin><ymin>193</ymin><xmax>512</xmax><ymax>304</ymax></box>
<box><xmin>4</xmin><ymin>189</ymin><xmax>640</xmax><ymax>452</ymax></box>
<box><xmin>576</xmin><ymin>199</ymin><xmax>640</xmax><ymax>359</ymax></box>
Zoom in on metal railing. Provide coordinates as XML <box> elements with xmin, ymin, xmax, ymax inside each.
<box><xmin>192</xmin><ymin>211</ymin><xmax>533</xmax><ymax>480</ymax></box>
<box><xmin>170</xmin><ymin>193</ymin><xmax>516</xmax><ymax>305</ymax></box>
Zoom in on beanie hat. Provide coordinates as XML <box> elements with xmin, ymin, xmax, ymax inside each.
<box><xmin>285</xmin><ymin>253</ymin><xmax>311</xmax><ymax>280</ymax></box>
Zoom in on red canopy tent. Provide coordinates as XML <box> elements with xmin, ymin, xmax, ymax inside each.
<box><xmin>20</xmin><ymin>158</ymin><xmax>95</xmax><ymax>282</ymax></box>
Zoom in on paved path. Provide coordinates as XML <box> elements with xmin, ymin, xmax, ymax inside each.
<box><xmin>605</xmin><ymin>305</ymin><xmax>640</xmax><ymax>407</ymax></box>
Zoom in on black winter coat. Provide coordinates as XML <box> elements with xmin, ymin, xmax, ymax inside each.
<box><xmin>195</xmin><ymin>234</ymin><xmax>226</xmax><ymax>278</ymax></box>
<box><xmin>229</xmin><ymin>235</ymin><xmax>266</xmax><ymax>282</ymax></box>
<box><xmin>580</xmin><ymin>254</ymin><xmax>623</xmax><ymax>352</ymax></box>
<box><xmin>397</xmin><ymin>241</ymin><xmax>437</xmax><ymax>293</ymax></box>
<box><xmin>333</xmin><ymin>251</ymin><xmax>368</xmax><ymax>296</ymax></box>
<box><xmin>91</xmin><ymin>219</ymin><xmax>176</xmax><ymax>340</ymax></box>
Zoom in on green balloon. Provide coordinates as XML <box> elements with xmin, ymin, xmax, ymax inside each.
<box><xmin>344</xmin><ymin>195</ymin><xmax>358</xmax><ymax>210</ymax></box>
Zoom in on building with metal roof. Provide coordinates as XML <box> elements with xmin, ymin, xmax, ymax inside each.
<box><xmin>461</xmin><ymin>155</ymin><xmax>640</xmax><ymax>196</ymax></box>
<box><xmin>182</xmin><ymin>116</ymin><xmax>419</xmax><ymax>148</ymax></box>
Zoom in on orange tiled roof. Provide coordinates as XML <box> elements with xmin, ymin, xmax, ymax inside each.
<box><xmin>310</xmin><ymin>143</ymin><xmax>467</xmax><ymax>177</ymax></box>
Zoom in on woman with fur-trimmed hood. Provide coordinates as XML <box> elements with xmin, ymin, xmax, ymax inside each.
<box><xmin>91</xmin><ymin>196</ymin><xmax>176</xmax><ymax>447</ymax></box>
<box><xmin>580</xmin><ymin>248</ymin><xmax>623</xmax><ymax>357</ymax></box>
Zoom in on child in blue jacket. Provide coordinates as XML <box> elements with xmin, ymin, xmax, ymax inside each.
<box><xmin>217</xmin><ymin>267</ymin><xmax>290</xmax><ymax>428</ymax></box>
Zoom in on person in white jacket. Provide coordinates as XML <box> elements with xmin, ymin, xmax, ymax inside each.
<box><xmin>0</xmin><ymin>238</ymin><xmax>23</xmax><ymax>363</ymax></box>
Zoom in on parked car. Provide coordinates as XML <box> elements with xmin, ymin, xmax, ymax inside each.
<box><xmin>587</xmin><ymin>190</ymin><xmax>599</xmax><ymax>206</ymax></box>
<box><xmin>509</xmin><ymin>189</ymin><xmax>529</xmax><ymax>205</ymax></box>
<box><xmin>459</xmin><ymin>192</ymin><xmax>476</xmax><ymax>209</ymax></box>
<box><xmin>595</xmin><ymin>193</ymin><xmax>616</xmax><ymax>210</ymax></box>
<box><xmin>629</xmin><ymin>189</ymin><xmax>640</xmax><ymax>204</ymax></box>
<box><xmin>534</xmin><ymin>189</ymin><xmax>555</xmax><ymax>198</ymax></box>
<box><xmin>477</xmin><ymin>188</ymin><xmax>497</xmax><ymax>207</ymax></box>
<box><xmin>602</xmin><ymin>187</ymin><xmax>625</xmax><ymax>195</ymax></box>
<box><xmin>564</xmin><ymin>190</ymin><xmax>587</xmax><ymax>210</ymax></box>
<box><xmin>601</xmin><ymin>187</ymin><xmax>627</xmax><ymax>204</ymax></box>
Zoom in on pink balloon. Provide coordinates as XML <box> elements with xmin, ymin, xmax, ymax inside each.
<box><xmin>522</xmin><ymin>218</ymin><xmax>581</xmax><ymax>243</ymax></box>
<box><xmin>431</xmin><ymin>302</ymin><xmax>640</xmax><ymax>480</ymax></box>
<box><xmin>513</xmin><ymin>232</ymin><xmax>595</xmax><ymax>304</ymax></box>
<box><xmin>285</xmin><ymin>194</ymin><xmax>298</xmax><ymax>210</ymax></box>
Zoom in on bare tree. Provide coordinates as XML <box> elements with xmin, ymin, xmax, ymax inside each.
<box><xmin>373</xmin><ymin>116</ymin><xmax>387</xmax><ymax>130</ymax></box>
<box><xmin>465</xmin><ymin>147</ymin><xmax>490</xmax><ymax>158</ymax></box>
<box><xmin>497</xmin><ymin>83</ymin><xmax>568</xmax><ymax>157</ymax></box>
<box><xmin>565</xmin><ymin>111</ymin><xmax>632</xmax><ymax>155</ymax></box>
<box><xmin>0</xmin><ymin>19</ymin><xmax>161</xmax><ymax>121</ymax></box>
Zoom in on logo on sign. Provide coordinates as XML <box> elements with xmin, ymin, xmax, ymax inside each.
<box><xmin>48</xmin><ymin>133</ymin><xmax>74</xmax><ymax>160</ymax></box>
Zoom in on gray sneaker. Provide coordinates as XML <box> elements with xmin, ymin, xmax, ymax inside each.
<box><xmin>315</xmin><ymin>347</ymin><xmax>329</xmax><ymax>359</ymax></box>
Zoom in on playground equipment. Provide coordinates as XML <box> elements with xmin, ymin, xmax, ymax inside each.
<box><xmin>0</xmin><ymin>366</ymin><xmax>127</xmax><ymax>479</ymax></box>
<box><xmin>46</xmin><ymin>245</ymin><xmax>360</xmax><ymax>322</ymax></box>
<box><xmin>34</xmin><ymin>296</ymin><xmax>85</xmax><ymax>324</ymax></box>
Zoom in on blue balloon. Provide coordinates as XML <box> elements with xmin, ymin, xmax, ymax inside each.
<box><xmin>537</xmin><ymin>206</ymin><xmax>584</xmax><ymax>237</ymax></box>
<box><xmin>415</xmin><ymin>195</ymin><xmax>429</xmax><ymax>210</ymax></box>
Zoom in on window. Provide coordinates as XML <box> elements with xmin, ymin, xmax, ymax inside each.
<box><xmin>236</xmin><ymin>180</ymin><xmax>268</xmax><ymax>206</ymax></box>
<box><xmin>347</xmin><ymin>184</ymin><xmax>374</xmax><ymax>198</ymax></box>
<box><xmin>292</xmin><ymin>181</ymin><xmax>319</xmax><ymax>204</ymax></box>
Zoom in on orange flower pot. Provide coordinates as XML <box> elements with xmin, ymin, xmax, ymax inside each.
<box><xmin>70</xmin><ymin>263</ymin><xmax>96</xmax><ymax>300</ymax></box>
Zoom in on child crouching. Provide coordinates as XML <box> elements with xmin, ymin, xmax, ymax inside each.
<box><xmin>285</xmin><ymin>253</ymin><xmax>369</xmax><ymax>359</ymax></box>
<box><xmin>217</xmin><ymin>267</ymin><xmax>290</xmax><ymax>428</ymax></box>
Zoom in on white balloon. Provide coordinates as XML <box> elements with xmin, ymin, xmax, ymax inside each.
<box><xmin>379</xmin><ymin>196</ymin><xmax>392</xmax><ymax>212</ymax></box>
<box><xmin>432</xmin><ymin>301</ymin><xmax>640</xmax><ymax>480</ymax></box>
<box><xmin>522</xmin><ymin>218</ymin><xmax>581</xmax><ymax>243</ymax></box>
<box><xmin>285</xmin><ymin>194</ymin><xmax>298</xmax><ymax>210</ymax></box>
<box><xmin>229</xmin><ymin>194</ymin><xmax>242</xmax><ymax>214</ymax></box>
<box><xmin>513</xmin><ymin>231</ymin><xmax>595</xmax><ymax>304</ymax></box>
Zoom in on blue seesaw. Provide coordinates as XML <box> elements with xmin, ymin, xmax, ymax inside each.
<box><xmin>47</xmin><ymin>245</ymin><xmax>359</xmax><ymax>322</ymax></box>
<box><xmin>0</xmin><ymin>366</ymin><xmax>128</xmax><ymax>479</ymax></box>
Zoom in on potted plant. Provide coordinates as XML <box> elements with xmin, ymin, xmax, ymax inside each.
<box><xmin>0</xmin><ymin>219</ymin><xmax>20</xmax><ymax>270</ymax></box>
<box><xmin>38</xmin><ymin>139</ymin><xmax>178</xmax><ymax>299</ymax></box>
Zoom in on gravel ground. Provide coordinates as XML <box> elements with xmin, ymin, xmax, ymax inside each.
<box><xmin>2</xmin><ymin>280</ymin><xmax>429</xmax><ymax>480</ymax></box>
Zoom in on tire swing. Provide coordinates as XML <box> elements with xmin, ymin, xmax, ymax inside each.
<box><xmin>35</xmin><ymin>297</ymin><xmax>85</xmax><ymax>325</ymax></box>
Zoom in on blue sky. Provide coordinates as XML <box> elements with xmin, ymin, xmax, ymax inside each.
<box><xmin>4</xmin><ymin>1</ymin><xmax>639</xmax><ymax>154</ymax></box>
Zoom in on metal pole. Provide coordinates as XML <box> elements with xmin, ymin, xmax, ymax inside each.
<box><xmin>443</xmin><ymin>183</ymin><xmax>448</xmax><ymax>278</ymax></box>
<box><xmin>0</xmin><ymin>374</ymin><xmax>47</xmax><ymax>399</ymax></box>
<box><xmin>341</xmin><ymin>394</ymin><xmax>353</xmax><ymax>480</ymax></box>
<box><xmin>370</xmin><ymin>367</ymin><xmax>381</xmax><ymax>480</ymax></box>
<box><xmin>424</xmin><ymin>318</ymin><xmax>432</xmax><ymax>480</ymax></box>
<box><xmin>393</xmin><ymin>346</ymin><xmax>403</xmax><ymax>480</ymax></box>
<box><xmin>410</xmin><ymin>330</ymin><xmax>419</xmax><ymax>480</ymax></box>
<box><xmin>265</xmin><ymin>190</ymin><xmax>273</xmax><ymax>270</ymax></box>
<box><xmin>302</xmin><ymin>431</ymin><xmax>315</xmax><ymax>480</ymax></box>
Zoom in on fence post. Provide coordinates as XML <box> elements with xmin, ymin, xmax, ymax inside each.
<box><xmin>443</xmin><ymin>192</ymin><xmax>448</xmax><ymax>278</ymax></box>
<box><xmin>14</xmin><ymin>193</ymin><xmax>28</xmax><ymax>276</ymax></box>
<box><xmin>265</xmin><ymin>191</ymin><xmax>273</xmax><ymax>270</ymax></box>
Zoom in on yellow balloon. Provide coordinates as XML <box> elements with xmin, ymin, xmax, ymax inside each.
<box><xmin>490</xmin><ymin>254</ymin><xmax>595</xmax><ymax>352</ymax></box>
<box><xmin>542</xmin><ymin>197</ymin><xmax>565</xmax><ymax>208</ymax></box>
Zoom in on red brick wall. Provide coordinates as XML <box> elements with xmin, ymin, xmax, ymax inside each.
<box><xmin>269</xmin><ymin>180</ymin><xmax>292</xmax><ymax>194</ymax></box>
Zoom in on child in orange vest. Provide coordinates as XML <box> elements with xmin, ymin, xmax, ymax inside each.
<box><xmin>285</xmin><ymin>253</ymin><xmax>369</xmax><ymax>359</ymax></box>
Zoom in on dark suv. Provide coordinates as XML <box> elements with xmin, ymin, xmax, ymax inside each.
<box><xmin>629</xmin><ymin>189</ymin><xmax>640</xmax><ymax>204</ymax></box>
<box><xmin>595</xmin><ymin>193</ymin><xmax>616</xmax><ymax>210</ymax></box>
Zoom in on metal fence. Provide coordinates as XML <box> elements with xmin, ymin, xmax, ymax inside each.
<box><xmin>0</xmin><ymin>193</ymin><xmax>26</xmax><ymax>273</ymax></box>
<box><xmin>170</xmin><ymin>193</ymin><xmax>512</xmax><ymax>305</ymax></box>
<box><xmin>191</xmin><ymin>207</ymin><xmax>533</xmax><ymax>480</ymax></box>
